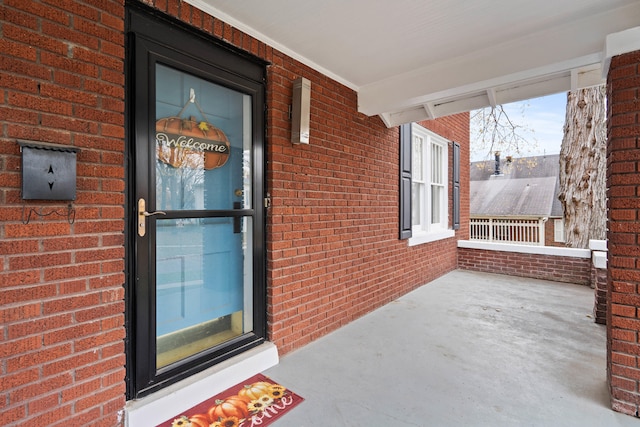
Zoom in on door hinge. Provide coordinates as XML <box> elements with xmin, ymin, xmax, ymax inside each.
<box><xmin>264</xmin><ymin>193</ymin><xmax>271</xmax><ymax>208</ymax></box>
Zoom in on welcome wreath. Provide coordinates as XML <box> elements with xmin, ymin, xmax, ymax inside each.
<box><xmin>155</xmin><ymin>92</ymin><xmax>230</xmax><ymax>170</ymax></box>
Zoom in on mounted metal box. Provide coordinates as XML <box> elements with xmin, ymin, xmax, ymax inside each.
<box><xmin>19</xmin><ymin>140</ymin><xmax>78</xmax><ymax>201</ymax></box>
<box><xmin>291</xmin><ymin>77</ymin><xmax>311</xmax><ymax>144</ymax></box>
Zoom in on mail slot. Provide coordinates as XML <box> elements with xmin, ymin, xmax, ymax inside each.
<box><xmin>19</xmin><ymin>140</ymin><xmax>78</xmax><ymax>201</ymax></box>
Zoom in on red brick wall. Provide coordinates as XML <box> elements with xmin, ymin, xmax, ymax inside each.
<box><xmin>265</xmin><ymin>55</ymin><xmax>469</xmax><ymax>353</ymax></box>
<box><xmin>606</xmin><ymin>49</ymin><xmax>640</xmax><ymax>417</ymax></box>
<box><xmin>458</xmin><ymin>247</ymin><xmax>591</xmax><ymax>285</ymax></box>
<box><xmin>0</xmin><ymin>0</ymin><xmax>470</xmax><ymax>425</ymax></box>
<box><xmin>0</xmin><ymin>1</ymin><xmax>126</xmax><ymax>426</ymax></box>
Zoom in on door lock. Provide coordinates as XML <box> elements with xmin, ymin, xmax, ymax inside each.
<box><xmin>137</xmin><ymin>198</ymin><xmax>166</xmax><ymax>237</ymax></box>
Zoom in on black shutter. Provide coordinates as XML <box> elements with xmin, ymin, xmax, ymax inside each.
<box><xmin>399</xmin><ymin>123</ymin><xmax>412</xmax><ymax>239</ymax></box>
<box><xmin>452</xmin><ymin>141</ymin><xmax>460</xmax><ymax>230</ymax></box>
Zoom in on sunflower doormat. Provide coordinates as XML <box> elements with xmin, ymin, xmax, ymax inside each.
<box><xmin>157</xmin><ymin>374</ymin><xmax>304</xmax><ymax>427</ymax></box>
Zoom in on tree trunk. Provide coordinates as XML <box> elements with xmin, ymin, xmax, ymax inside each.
<box><xmin>558</xmin><ymin>85</ymin><xmax>607</xmax><ymax>248</ymax></box>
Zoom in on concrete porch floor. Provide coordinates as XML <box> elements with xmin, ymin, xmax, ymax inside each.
<box><xmin>264</xmin><ymin>270</ymin><xmax>640</xmax><ymax>426</ymax></box>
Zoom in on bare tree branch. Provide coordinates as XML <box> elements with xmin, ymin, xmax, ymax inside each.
<box><xmin>470</xmin><ymin>103</ymin><xmax>538</xmax><ymax>161</ymax></box>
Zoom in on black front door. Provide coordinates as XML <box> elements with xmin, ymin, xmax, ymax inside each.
<box><xmin>126</xmin><ymin>4</ymin><xmax>267</xmax><ymax>398</ymax></box>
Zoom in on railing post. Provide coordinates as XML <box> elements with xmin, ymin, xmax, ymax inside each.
<box><xmin>489</xmin><ymin>218</ymin><xmax>494</xmax><ymax>242</ymax></box>
<box><xmin>538</xmin><ymin>219</ymin><xmax>545</xmax><ymax>246</ymax></box>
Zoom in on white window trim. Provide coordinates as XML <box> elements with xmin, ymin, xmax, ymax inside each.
<box><xmin>554</xmin><ymin>218</ymin><xmax>565</xmax><ymax>242</ymax></box>
<box><xmin>408</xmin><ymin>229</ymin><xmax>456</xmax><ymax>246</ymax></box>
<box><xmin>408</xmin><ymin>123</ymin><xmax>452</xmax><ymax>246</ymax></box>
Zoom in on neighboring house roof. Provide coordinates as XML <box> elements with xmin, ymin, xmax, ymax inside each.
<box><xmin>470</xmin><ymin>154</ymin><xmax>563</xmax><ymax>217</ymax></box>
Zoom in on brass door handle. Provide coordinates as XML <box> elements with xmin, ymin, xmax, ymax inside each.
<box><xmin>143</xmin><ymin>210</ymin><xmax>167</xmax><ymax>217</ymax></box>
<box><xmin>138</xmin><ymin>198</ymin><xmax>166</xmax><ymax>237</ymax></box>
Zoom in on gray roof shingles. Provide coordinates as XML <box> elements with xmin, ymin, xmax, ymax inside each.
<box><xmin>470</xmin><ymin>154</ymin><xmax>563</xmax><ymax>217</ymax></box>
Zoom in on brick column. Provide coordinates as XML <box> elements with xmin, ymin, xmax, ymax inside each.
<box><xmin>590</xmin><ymin>240</ymin><xmax>608</xmax><ymax>324</ymax></box>
<box><xmin>592</xmin><ymin>258</ymin><xmax>608</xmax><ymax>325</ymax></box>
<box><xmin>607</xmin><ymin>48</ymin><xmax>640</xmax><ymax>416</ymax></box>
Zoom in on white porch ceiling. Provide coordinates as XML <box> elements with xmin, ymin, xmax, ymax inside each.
<box><xmin>187</xmin><ymin>0</ymin><xmax>640</xmax><ymax>127</ymax></box>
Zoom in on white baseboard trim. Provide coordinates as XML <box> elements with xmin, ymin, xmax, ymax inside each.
<box><xmin>457</xmin><ymin>240</ymin><xmax>591</xmax><ymax>258</ymax></box>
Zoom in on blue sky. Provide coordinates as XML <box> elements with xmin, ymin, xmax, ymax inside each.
<box><xmin>470</xmin><ymin>92</ymin><xmax>567</xmax><ymax>161</ymax></box>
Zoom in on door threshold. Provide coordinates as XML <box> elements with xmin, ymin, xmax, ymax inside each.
<box><xmin>125</xmin><ymin>342</ymin><xmax>278</xmax><ymax>426</ymax></box>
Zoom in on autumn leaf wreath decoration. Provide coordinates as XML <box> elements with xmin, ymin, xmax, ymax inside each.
<box><xmin>171</xmin><ymin>380</ymin><xmax>290</xmax><ymax>427</ymax></box>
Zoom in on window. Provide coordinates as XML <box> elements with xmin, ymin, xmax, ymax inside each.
<box><xmin>554</xmin><ymin>219</ymin><xmax>565</xmax><ymax>242</ymax></box>
<box><xmin>399</xmin><ymin>123</ymin><xmax>457</xmax><ymax>245</ymax></box>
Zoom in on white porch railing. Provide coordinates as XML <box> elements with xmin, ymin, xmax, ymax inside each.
<box><xmin>469</xmin><ymin>218</ymin><xmax>545</xmax><ymax>246</ymax></box>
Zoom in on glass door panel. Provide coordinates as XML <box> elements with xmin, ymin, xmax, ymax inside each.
<box><xmin>155</xmin><ymin>217</ymin><xmax>253</xmax><ymax>367</ymax></box>
<box><xmin>153</xmin><ymin>64</ymin><xmax>253</xmax><ymax>369</ymax></box>
<box><xmin>155</xmin><ymin>63</ymin><xmax>253</xmax><ymax>212</ymax></box>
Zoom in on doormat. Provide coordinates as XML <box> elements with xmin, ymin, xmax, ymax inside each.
<box><xmin>157</xmin><ymin>373</ymin><xmax>304</xmax><ymax>427</ymax></box>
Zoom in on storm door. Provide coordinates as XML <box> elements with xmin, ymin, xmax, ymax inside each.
<box><xmin>127</xmin><ymin>6</ymin><xmax>266</xmax><ymax>397</ymax></box>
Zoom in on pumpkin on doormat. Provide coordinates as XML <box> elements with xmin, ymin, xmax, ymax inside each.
<box><xmin>159</xmin><ymin>374</ymin><xmax>304</xmax><ymax>427</ymax></box>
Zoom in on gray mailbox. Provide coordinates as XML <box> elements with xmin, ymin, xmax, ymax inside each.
<box><xmin>19</xmin><ymin>141</ymin><xmax>78</xmax><ymax>201</ymax></box>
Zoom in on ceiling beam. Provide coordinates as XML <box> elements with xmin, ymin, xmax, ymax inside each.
<box><xmin>486</xmin><ymin>88</ymin><xmax>498</xmax><ymax>108</ymax></box>
<box><xmin>359</xmin><ymin>4</ymin><xmax>639</xmax><ymax>126</ymax></box>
